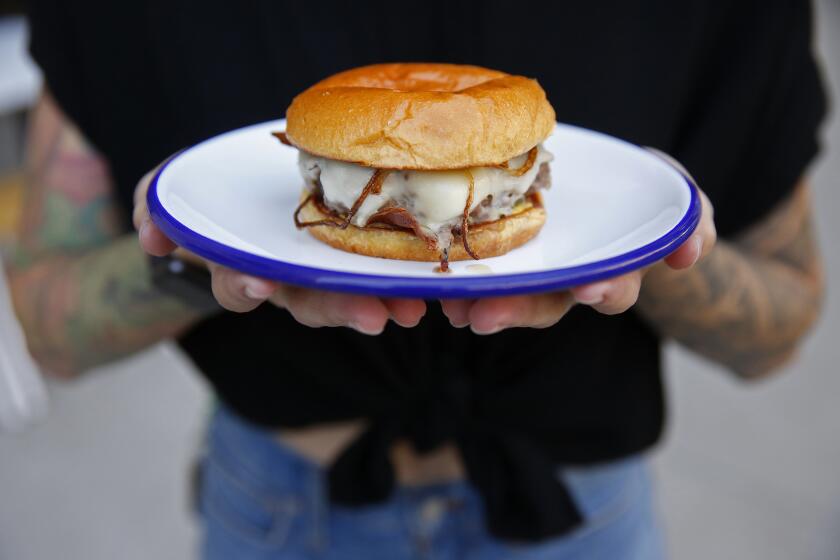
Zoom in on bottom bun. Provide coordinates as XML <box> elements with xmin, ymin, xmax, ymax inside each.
<box><xmin>297</xmin><ymin>194</ymin><xmax>546</xmax><ymax>262</ymax></box>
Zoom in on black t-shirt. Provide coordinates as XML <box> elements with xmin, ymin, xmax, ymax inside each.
<box><xmin>28</xmin><ymin>0</ymin><xmax>826</xmax><ymax>541</ymax></box>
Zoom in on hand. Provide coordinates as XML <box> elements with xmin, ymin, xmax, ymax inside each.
<box><xmin>133</xmin><ymin>167</ymin><xmax>426</xmax><ymax>334</ymax></box>
<box><xmin>441</xmin><ymin>188</ymin><xmax>717</xmax><ymax>334</ymax></box>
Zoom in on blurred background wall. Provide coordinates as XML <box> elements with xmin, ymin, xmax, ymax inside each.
<box><xmin>0</xmin><ymin>2</ymin><xmax>838</xmax><ymax>559</ymax></box>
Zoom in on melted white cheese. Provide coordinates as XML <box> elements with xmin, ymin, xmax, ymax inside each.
<box><xmin>298</xmin><ymin>145</ymin><xmax>553</xmax><ymax>248</ymax></box>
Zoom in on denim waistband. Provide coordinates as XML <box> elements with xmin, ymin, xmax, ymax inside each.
<box><xmin>207</xmin><ymin>405</ymin><xmax>482</xmax><ymax>501</ymax></box>
<box><xmin>207</xmin><ymin>404</ymin><xmax>648</xmax><ymax>524</ymax></box>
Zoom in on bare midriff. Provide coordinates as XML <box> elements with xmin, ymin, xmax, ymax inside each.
<box><xmin>274</xmin><ymin>424</ymin><xmax>466</xmax><ymax>485</ymax></box>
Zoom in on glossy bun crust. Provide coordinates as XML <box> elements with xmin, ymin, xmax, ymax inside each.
<box><xmin>285</xmin><ymin>63</ymin><xmax>556</xmax><ymax>169</ymax></box>
<box><xmin>297</xmin><ymin>194</ymin><xmax>546</xmax><ymax>262</ymax></box>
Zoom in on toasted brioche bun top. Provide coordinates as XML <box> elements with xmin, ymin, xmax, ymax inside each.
<box><xmin>285</xmin><ymin>63</ymin><xmax>556</xmax><ymax>170</ymax></box>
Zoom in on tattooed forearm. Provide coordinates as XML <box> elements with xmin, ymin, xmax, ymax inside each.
<box><xmin>14</xmin><ymin>95</ymin><xmax>122</xmax><ymax>263</ymax></box>
<box><xmin>637</xmin><ymin>244</ymin><xmax>821</xmax><ymax>376</ymax></box>
<box><xmin>5</xmin><ymin>91</ymin><xmax>206</xmax><ymax>376</ymax></box>
<box><xmin>8</xmin><ymin>237</ymin><xmax>204</xmax><ymax>376</ymax></box>
<box><xmin>735</xmin><ymin>181</ymin><xmax>821</xmax><ymax>272</ymax></box>
<box><xmin>636</xmin><ymin>182</ymin><xmax>824</xmax><ymax>378</ymax></box>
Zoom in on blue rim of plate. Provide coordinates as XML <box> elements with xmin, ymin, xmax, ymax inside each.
<box><xmin>148</xmin><ymin>123</ymin><xmax>701</xmax><ymax>298</ymax></box>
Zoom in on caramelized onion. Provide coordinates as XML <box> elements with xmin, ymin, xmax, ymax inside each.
<box><xmin>367</xmin><ymin>206</ymin><xmax>418</xmax><ymax>230</ymax></box>
<box><xmin>294</xmin><ymin>193</ymin><xmax>344</xmax><ymax>229</ymax></box>
<box><xmin>339</xmin><ymin>169</ymin><xmax>389</xmax><ymax>229</ymax></box>
<box><xmin>460</xmin><ymin>170</ymin><xmax>480</xmax><ymax>260</ymax></box>
<box><xmin>368</xmin><ymin>206</ymin><xmax>437</xmax><ymax>250</ymax></box>
<box><xmin>294</xmin><ymin>169</ymin><xmax>389</xmax><ymax>230</ymax></box>
<box><xmin>495</xmin><ymin>146</ymin><xmax>538</xmax><ymax>177</ymax></box>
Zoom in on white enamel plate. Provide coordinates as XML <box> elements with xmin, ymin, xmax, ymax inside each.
<box><xmin>148</xmin><ymin>120</ymin><xmax>700</xmax><ymax>298</ymax></box>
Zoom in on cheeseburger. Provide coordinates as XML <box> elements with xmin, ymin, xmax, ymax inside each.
<box><xmin>275</xmin><ymin>63</ymin><xmax>556</xmax><ymax>271</ymax></box>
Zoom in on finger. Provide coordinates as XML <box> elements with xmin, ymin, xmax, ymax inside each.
<box><xmin>696</xmin><ymin>189</ymin><xmax>717</xmax><ymax>259</ymax></box>
<box><xmin>642</xmin><ymin>149</ymin><xmax>717</xmax><ymax>270</ymax></box>
<box><xmin>138</xmin><ymin>218</ymin><xmax>178</xmax><ymax>256</ymax></box>
<box><xmin>439</xmin><ymin>299</ymin><xmax>474</xmax><ymax>328</ymax></box>
<box><xmin>382</xmin><ymin>298</ymin><xmax>427</xmax><ymax>327</ymax></box>
<box><xmin>208</xmin><ymin>262</ymin><xmax>278</xmax><ymax>313</ymax></box>
<box><xmin>665</xmin><ymin>190</ymin><xmax>717</xmax><ymax>270</ymax></box>
<box><xmin>274</xmin><ymin>287</ymin><xmax>390</xmax><ymax>335</ymax></box>
<box><xmin>133</xmin><ymin>167</ymin><xmax>178</xmax><ymax>256</ymax></box>
<box><xmin>571</xmin><ymin>272</ymin><xmax>642</xmax><ymax>315</ymax></box>
<box><xmin>132</xmin><ymin>168</ymin><xmax>158</xmax><ymax>229</ymax></box>
<box><xmin>132</xmin><ymin>197</ymin><xmax>147</xmax><ymax>231</ymax></box>
<box><xmin>664</xmin><ymin>233</ymin><xmax>703</xmax><ymax>269</ymax></box>
<box><xmin>468</xmin><ymin>293</ymin><xmax>574</xmax><ymax>334</ymax></box>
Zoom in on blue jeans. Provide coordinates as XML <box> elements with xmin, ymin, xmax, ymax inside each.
<box><xmin>198</xmin><ymin>406</ymin><xmax>667</xmax><ymax>559</ymax></box>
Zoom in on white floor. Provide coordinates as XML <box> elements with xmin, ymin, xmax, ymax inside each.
<box><xmin>2</xmin><ymin>3</ymin><xmax>840</xmax><ymax>559</ymax></box>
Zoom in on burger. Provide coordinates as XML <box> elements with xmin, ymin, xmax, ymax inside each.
<box><xmin>274</xmin><ymin>63</ymin><xmax>556</xmax><ymax>271</ymax></box>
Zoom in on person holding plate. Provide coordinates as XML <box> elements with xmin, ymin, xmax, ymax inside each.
<box><xmin>8</xmin><ymin>1</ymin><xmax>827</xmax><ymax>558</ymax></box>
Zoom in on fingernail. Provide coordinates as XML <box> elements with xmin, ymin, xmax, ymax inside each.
<box><xmin>575</xmin><ymin>282</ymin><xmax>609</xmax><ymax>305</ymax></box>
<box><xmin>471</xmin><ymin>323</ymin><xmax>505</xmax><ymax>335</ymax></box>
<box><xmin>243</xmin><ymin>279</ymin><xmax>273</xmax><ymax>300</ymax></box>
<box><xmin>449</xmin><ymin>319</ymin><xmax>469</xmax><ymax>328</ymax></box>
<box><xmin>350</xmin><ymin>321</ymin><xmax>383</xmax><ymax>336</ymax></box>
<box><xmin>693</xmin><ymin>236</ymin><xmax>704</xmax><ymax>264</ymax></box>
<box><xmin>243</xmin><ymin>286</ymin><xmax>262</xmax><ymax>300</ymax></box>
<box><xmin>139</xmin><ymin>218</ymin><xmax>149</xmax><ymax>239</ymax></box>
<box><xmin>391</xmin><ymin>316</ymin><xmax>419</xmax><ymax>328</ymax></box>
